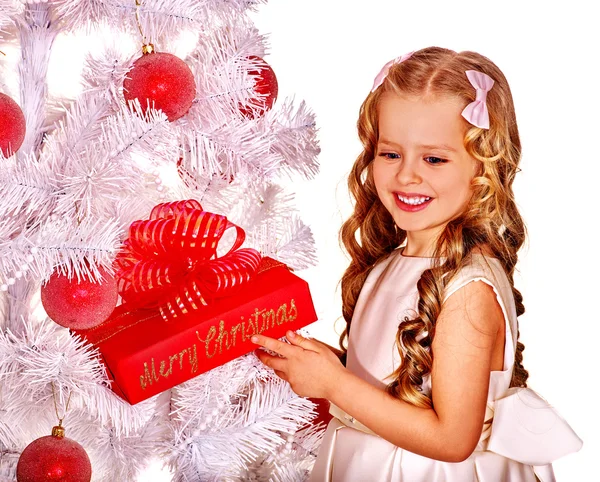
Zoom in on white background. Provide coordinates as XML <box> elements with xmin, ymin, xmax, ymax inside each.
<box><xmin>19</xmin><ymin>0</ymin><xmax>600</xmax><ymax>479</ymax></box>
<box><xmin>250</xmin><ymin>0</ymin><xmax>599</xmax><ymax>480</ymax></box>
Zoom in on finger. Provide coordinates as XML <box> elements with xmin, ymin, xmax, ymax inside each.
<box><xmin>255</xmin><ymin>350</ymin><xmax>288</xmax><ymax>372</ymax></box>
<box><xmin>251</xmin><ymin>334</ymin><xmax>296</xmax><ymax>358</ymax></box>
<box><xmin>286</xmin><ymin>331</ymin><xmax>322</xmax><ymax>352</ymax></box>
<box><xmin>274</xmin><ymin>370</ymin><xmax>288</xmax><ymax>381</ymax></box>
<box><xmin>308</xmin><ymin>338</ymin><xmax>345</xmax><ymax>357</ymax></box>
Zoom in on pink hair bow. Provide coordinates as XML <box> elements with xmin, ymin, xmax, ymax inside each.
<box><xmin>461</xmin><ymin>70</ymin><xmax>495</xmax><ymax>129</ymax></box>
<box><xmin>371</xmin><ymin>51</ymin><xmax>414</xmax><ymax>92</ymax></box>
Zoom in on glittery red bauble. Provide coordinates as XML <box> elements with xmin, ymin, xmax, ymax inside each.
<box><xmin>239</xmin><ymin>56</ymin><xmax>278</xmax><ymax>118</ymax></box>
<box><xmin>0</xmin><ymin>92</ymin><xmax>26</xmax><ymax>157</ymax></box>
<box><xmin>16</xmin><ymin>431</ymin><xmax>92</xmax><ymax>482</ymax></box>
<box><xmin>41</xmin><ymin>266</ymin><xmax>118</xmax><ymax>330</ymax></box>
<box><xmin>123</xmin><ymin>52</ymin><xmax>196</xmax><ymax>122</ymax></box>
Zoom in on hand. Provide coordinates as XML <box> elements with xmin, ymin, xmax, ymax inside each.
<box><xmin>251</xmin><ymin>330</ymin><xmax>345</xmax><ymax>399</ymax></box>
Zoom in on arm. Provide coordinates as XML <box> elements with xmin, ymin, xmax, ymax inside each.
<box><xmin>253</xmin><ymin>280</ymin><xmax>505</xmax><ymax>463</ymax></box>
<box><xmin>326</xmin><ymin>280</ymin><xmax>505</xmax><ymax>462</ymax></box>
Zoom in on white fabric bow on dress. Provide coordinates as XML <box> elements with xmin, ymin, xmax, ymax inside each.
<box><xmin>323</xmin><ymin>386</ymin><xmax>582</xmax><ymax>482</ymax></box>
<box><xmin>461</xmin><ymin>70</ymin><xmax>494</xmax><ymax>129</ymax></box>
<box><xmin>477</xmin><ymin>387</ymin><xmax>583</xmax><ymax>481</ymax></box>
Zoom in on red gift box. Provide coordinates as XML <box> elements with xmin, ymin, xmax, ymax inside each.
<box><xmin>74</xmin><ymin>257</ymin><xmax>317</xmax><ymax>405</ymax></box>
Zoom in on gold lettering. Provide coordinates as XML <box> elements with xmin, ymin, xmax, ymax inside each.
<box><xmin>252</xmin><ymin>309</ymin><xmax>266</xmax><ymax>333</ymax></box>
<box><xmin>246</xmin><ymin>314</ymin><xmax>257</xmax><ymax>340</ymax></box>
<box><xmin>230</xmin><ymin>323</ymin><xmax>242</xmax><ymax>347</ymax></box>
<box><xmin>216</xmin><ymin>320</ymin><xmax>229</xmax><ymax>353</ymax></box>
<box><xmin>178</xmin><ymin>349</ymin><xmax>188</xmax><ymax>369</ymax></box>
<box><xmin>139</xmin><ymin>358</ymin><xmax>160</xmax><ymax>390</ymax></box>
<box><xmin>241</xmin><ymin>317</ymin><xmax>247</xmax><ymax>341</ymax></box>
<box><xmin>160</xmin><ymin>355</ymin><xmax>177</xmax><ymax>378</ymax></box>
<box><xmin>138</xmin><ymin>298</ymin><xmax>301</xmax><ymax>389</ymax></box>
<box><xmin>197</xmin><ymin>327</ymin><xmax>217</xmax><ymax>359</ymax></box>
<box><xmin>276</xmin><ymin>303</ymin><xmax>288</xmax><ymax>326</ymax></box>
<box><xmin>261</xmin><ymin>309</ymin><xmax>276</xmax><ymax>332</ymax></box>
<box><xmin>188</xmin><ymin>344</ymin><xmax>198</xmax><ymax>373</ymax></box>
<box><xmin>288</xmin><ymin>299</ymin><xmax>298</xmax><ymax>321</ymax></box>
<box><xmin>241</xmin><ymin>316</ymin><xmax>256</xmax><ymax>341</ymax></box>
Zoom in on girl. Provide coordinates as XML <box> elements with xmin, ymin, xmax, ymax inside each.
<box><xmin>251</xmin><ymin>47</ymin><xmax>582</xmax><ymax>481</ymax></box>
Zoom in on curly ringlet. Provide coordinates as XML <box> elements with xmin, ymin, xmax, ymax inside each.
<box><xmin>338</xmin><ymin>46</ymin><xmax>529</xmax><ymax>408</ymax></box>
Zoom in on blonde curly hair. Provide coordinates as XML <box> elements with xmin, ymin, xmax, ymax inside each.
<box><xmin>338</xmin><ymin>46</ymin><xmax>529</xmax><ymax>408</ymax></box>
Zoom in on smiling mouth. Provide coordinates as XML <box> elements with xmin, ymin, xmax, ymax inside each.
<box><xmin>394</xmin><ymin>193</ymin><xmax>433</xmax><ymax>212</ymax></box>
<box><xmin>396</xmin><ymin>194</ymin><xmax>432</xmax><ymax>205</ymax></box>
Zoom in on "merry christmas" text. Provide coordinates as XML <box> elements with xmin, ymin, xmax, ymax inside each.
<box><xmin>139</xmin><ymin>299</ymin><xmax>298</xmax><ymax>390</ymax></box>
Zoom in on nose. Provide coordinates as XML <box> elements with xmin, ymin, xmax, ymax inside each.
<box><xmin>396</xmin><ymin>156</ymin><xmax>422</xmax><ymax>185</ymax></box>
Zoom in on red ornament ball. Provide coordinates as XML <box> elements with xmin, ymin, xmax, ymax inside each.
<box><xmin>0</xmin><ymin>92</ymin><xmax>26</xmax><ymax>157</ymax></box>
<box><xmin>123</xmin><ymin>51</ymin><xmax>196</xmax><ymax>122</ymax></box>
<box><xmin>41</xmin><ymin>266</ymin><xmax>118</xmax><ymax>330</ymax></box>
<box><xmin>16</xmin><ymin>428</ymin><xmax>92</xmax><ymax>482</ymax></box>
<box><xmin>239</xmin><ymin>56</ymin><xmax>278</xmax><ymax>118</ymax></box>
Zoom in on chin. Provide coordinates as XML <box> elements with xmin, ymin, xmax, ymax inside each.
<box><xmin>394</xmin><ymin>217</ymin><xmax>447</xmax><ymax>238</ymax></box>
<box><xmin>393</xmin><ymin>218</ymin><xmax>432</xmax><ymax>233</ymax></box>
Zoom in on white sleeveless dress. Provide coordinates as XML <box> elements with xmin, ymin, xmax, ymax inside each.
<box><xmin>309</xmin><ymin>249</ymin><xmax>582</xmax><ymax>482</ymax></box>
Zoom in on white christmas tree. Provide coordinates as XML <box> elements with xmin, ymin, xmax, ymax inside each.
<box><xmin>0</xmin><ymin>0</ymin><xmax>324</xmax><ymax>480</ymax></box>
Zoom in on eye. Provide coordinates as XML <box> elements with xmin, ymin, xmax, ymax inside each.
<box><xmin>425</xmin><ymin>156</ymin><xmax>448</xmax><ymax>165</ymax></box>
<box><xmin>379</xmin><ymin>152</ymin><xmax>400</xmax><ymax>160</ymax></box>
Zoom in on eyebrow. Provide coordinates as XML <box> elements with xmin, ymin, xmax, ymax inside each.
<box><xmin>378</xmin><ymin>138</ymin><xmax>458</xmax><ymax>153</ymax></box>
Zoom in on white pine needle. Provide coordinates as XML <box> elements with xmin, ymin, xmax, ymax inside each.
<box><xmin>273</xmin><ymin>216</ymin><xmax>318</xmax><ymax>270</ymax></box>
<box><xmin>167</xmin><ymin>353</ymin><xmax>318</xmax><ymax>480</ymax></box>
<box><xmin>0</xmin><ymin>1</ymin><xmax>21</xmax><ymax>31</ymax></box>
<box><xmin>0</xmin><ymin>151</ymin><xmax>55</xmax><ymax>219</ymax></box>
<box><xmin>54</xmin><ymin>0</ymin><xmax>264</xmax><ymax>43</ymax></box>
<box><xmin>1</xmin><ymin>0</ymin><xmax>324</xmax><ymax>479</ymax></box>
<box><xmin>257</xmin><ymin>98</ymin><xmax>320</xmax><ymax>181</ymax></box>
<box><xmin>81</xmin><ymin>43</ymin><xmax>137</xmax><ymax>106</ymax></box>
<box><xmin>16</xmin><ymin>2</ymin><xmax>60</xmax><ymax>158</ymax></box>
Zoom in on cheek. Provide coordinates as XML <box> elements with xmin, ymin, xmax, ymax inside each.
<box><xmin>437</xmin><ymin>173</ymin><xmax>474</xmax><ymax>205</ymax></box>
<box><xmin>371</xmin><ymin>159</ymin><xmax>382</xmax><ymax>179</ymax></box>
<box><xmin>371</xmin><ymin>161</ymin><xmax>387</xmax><ymax>192</ymax></box>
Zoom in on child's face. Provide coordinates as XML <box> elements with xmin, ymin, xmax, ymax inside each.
<box><xmin>373</xmin><ymin>93</ymin><xmax>477</xmax><ymax>246</ymax></box>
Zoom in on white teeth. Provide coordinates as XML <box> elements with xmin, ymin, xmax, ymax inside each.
<box><xmin>396</xmin><ymin>194</ymin><xmax>431</xmax><ymax>205</ymax></box>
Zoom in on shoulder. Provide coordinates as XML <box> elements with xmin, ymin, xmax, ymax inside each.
<box><xmin>440</xmin><ymin>253</ymin><xmax>512</xmax><ymax>336</ymax></box>
<box><xmin>442</xmin><ymin>253</ymin><xmax>510</xmax><ymax>305</ymax></box>
<box><xmin>440</xmin><ymin>276</ymin><xmax>504</xmax><ymax>337</ymax></box>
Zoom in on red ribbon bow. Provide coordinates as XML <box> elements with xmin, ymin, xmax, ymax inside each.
<box><xmin>116</xmin><ymin>200</ymin><xmax>262</xmax><ymax>322</ymax></box>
